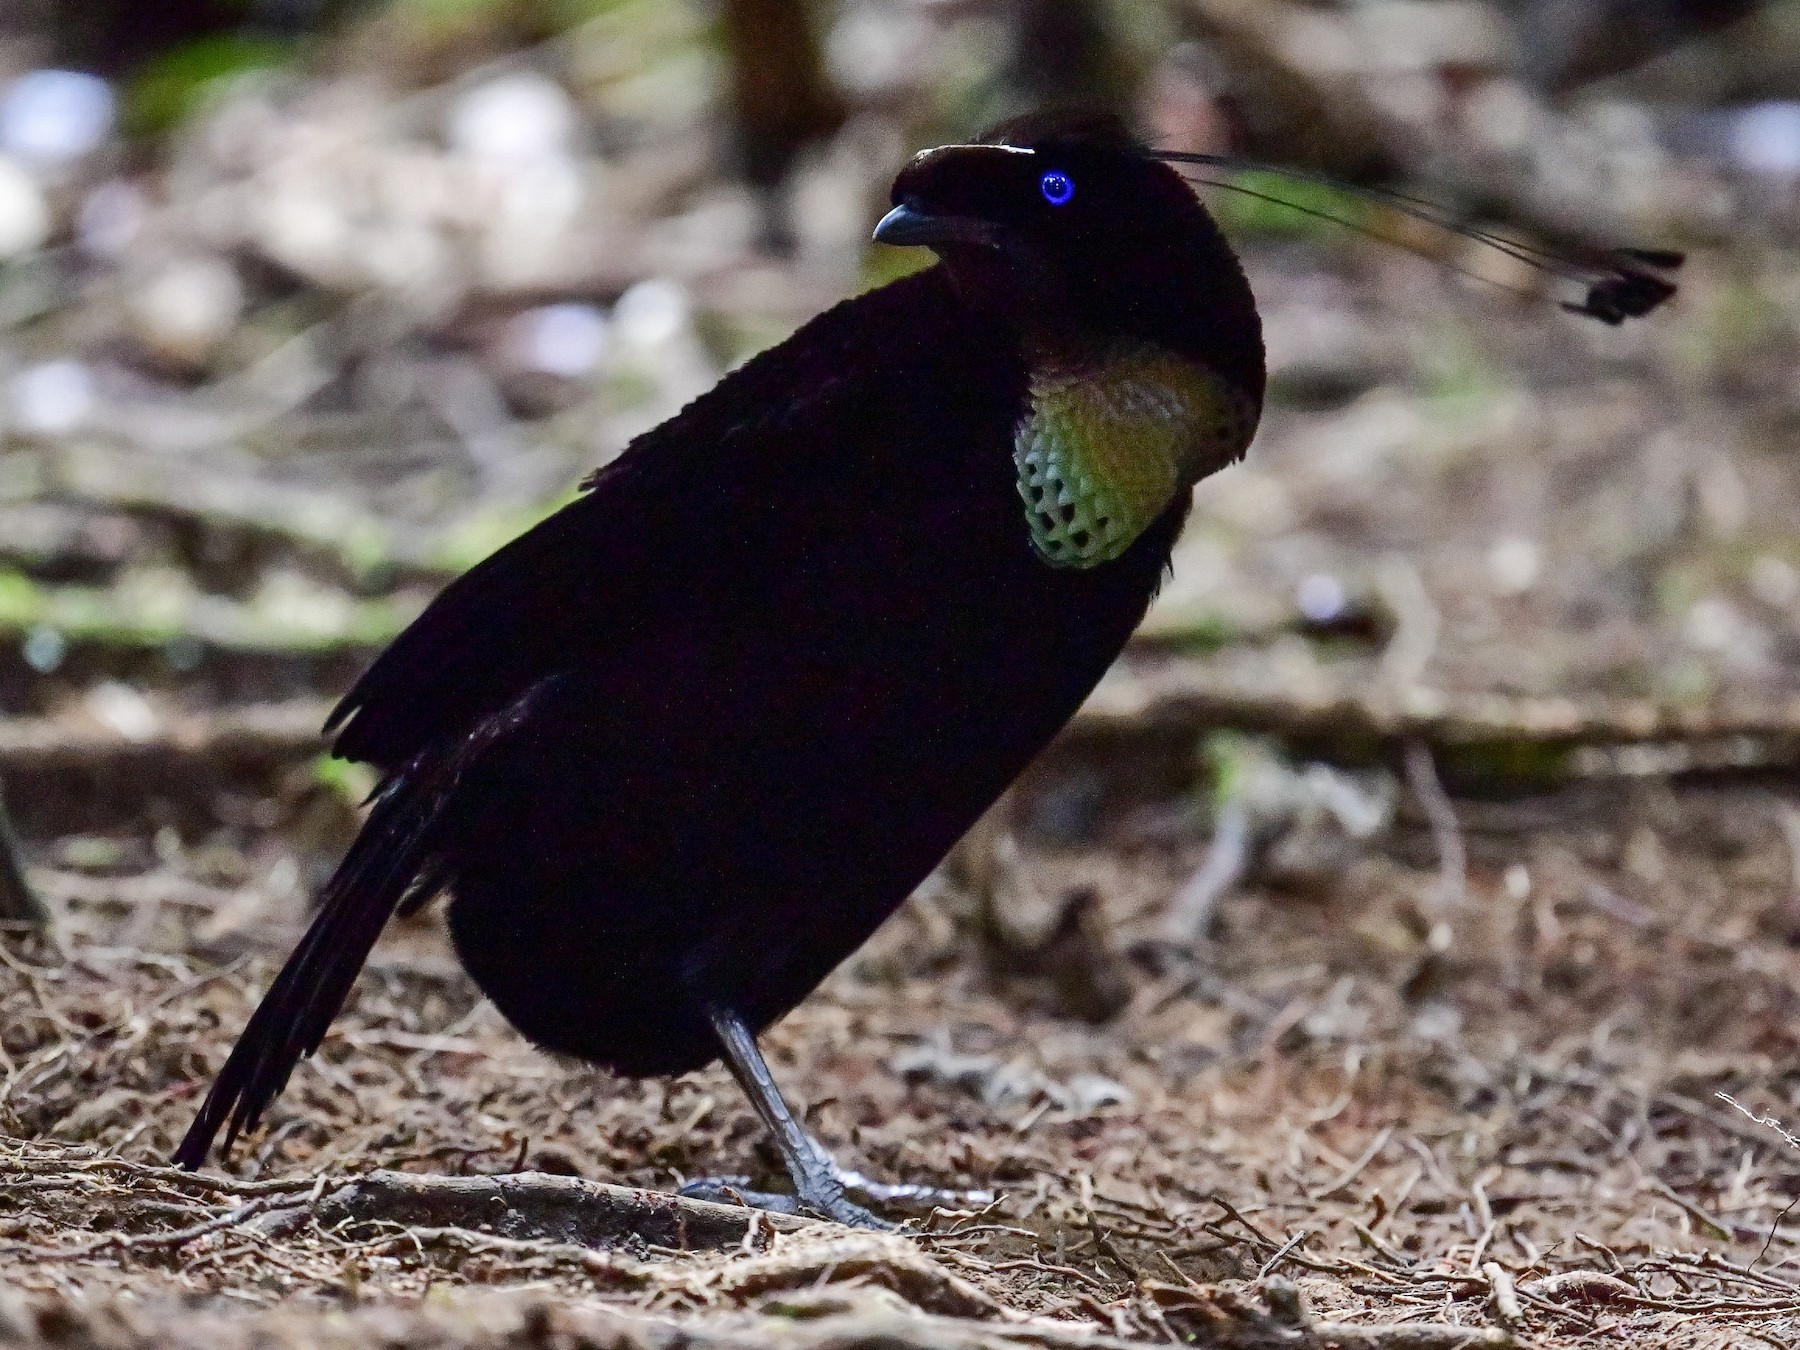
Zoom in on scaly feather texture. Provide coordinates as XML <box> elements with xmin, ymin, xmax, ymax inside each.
<box><xmin>1016</xmin><ymin>344</ymin><xmax>1258</xmax><ymax>566</ymax></box>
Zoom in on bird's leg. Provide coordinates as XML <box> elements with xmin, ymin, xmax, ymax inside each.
<box><xmin>679</xmin><ymin>1007</ymin><xmax>996</xmax><ymax>1226</ymax></box>
<box><xmin>684</xmin><ymin>1004</ymin><xmax>893</xmax><ymax>1229</ymax></box>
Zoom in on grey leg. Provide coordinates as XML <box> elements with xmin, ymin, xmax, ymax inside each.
<box><xmin>678</xmin><ymin>1006</ymin><xmax>998</xmax><ymax>1227</ymax></box>
<box><xmin>692</xmin><ymin>1005</ymin><xmax>892</xmax><ymax>1229</ymax></box>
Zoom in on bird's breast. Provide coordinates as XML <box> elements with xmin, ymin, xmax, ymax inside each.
<box><xmin>1014</xmin><ymin>344</ymin><xmax>1258</xmax><ymax>568</ymax></box>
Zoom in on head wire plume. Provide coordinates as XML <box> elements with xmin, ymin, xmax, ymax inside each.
<box><xmin>1146</xmin><ymin>149</ymin><xmax>1682</xmax><ymax>325</ymax></box>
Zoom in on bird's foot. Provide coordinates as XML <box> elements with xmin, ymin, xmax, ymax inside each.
<box><xmin>834</xmin><ymin>1167</ymin><xmax>997</xmax><ymax>1216</ymax></box>
<box><xmin>695</xmin><ymin>1006</ymin><xmax>994</xmax><ymax>1230</ymax></box>
<box><xmin>679</xmin><ymin>1160</ymin><xmax>994</xmax><ymax>1229</ymax></box>
<box><xmin>679</xmin><ymin>1171</ymin><xmax>891</xmax><ymax>1229</ymax></box>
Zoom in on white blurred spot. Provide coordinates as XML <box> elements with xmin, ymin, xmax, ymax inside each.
<box><xmin>480</xmin><ymin>157</ymin><xmax>583</xmax><ymax>285</ymax></box>
<box><xmin>1460</xmin><ymin>78</ymin><xmax>1542</xmax><ymax>157</ymax></box>
<box><xmin>264</xmin><ymin>854</ymin><xmax>300</xmax><ymax>903</ymax></box>
<box><xmin>85</xmin><ymin>681</ymin><xmax>160</xmax><ymax>742</ymax></box>
<box><xmin>447</xmin><ymin>72</ymin><xmax>576</xmax><ymax>163</ymax></box>
<box><xmin>1503</xmin><ymin>863</ymin><xmax>1530</xmax><ymax>901</ymax></box>
<box><xmin>1067</xmin><ymin>1072</ymin><xmax>1133</xmax><ymax>1112</ymax></box>
<box><xmin>76</xmin><ymin>179</ymin><xmax>148</xmax><ymax>258</ymax></box>
<box><xmin>0</xmin><ymin>154</ymin><xmax>50</xmax><ymax>258</ymax></box>
<box><xmin>1751</xmin><ymin>555</ymin><xmax>1800</xmax><ymax>609</ymax></box>
<box><xmin>1683</xmin><ymin>596</ymin><xmax>1740</xmax><ymax>652</ymax></box>
<box><xmin>130</xmin><ymin>256</ymin><xmax>244</xmax><ymax>363</ymax></box>
<box><xmin>359</xmin><ymin>222</ymin><xmax>448</xmax><ymax>292</ymax></box>
<box><xmin>1296</xmin><ymin>572</ymin><xmax>1347</xmax><ymax>623</ymax></box>
<box><xmin>0</xmin><ymin>69</ymin><xmax>114</xmax><ymax>166</ymax></box>
<box><xmin>1410</xmin><ymin>1002</ymin><xmax>1462</xmax><ymax>1043</ymax></box>
<box><xmin>1731</xmin><ymin>102</ymin><xmax>1800</xmax><ymax>179</ymax></box>
<box><xmin>510</xmin><ymin>303</ymin><xmax>609</xmax><ymax>378</ymax></box>
<box><xmin>12</xmin><ymin>361</ymin><xmax>95</xmax><ymax>436</ymax></box>
<box><xmin>495</xmin><ymin>156</ymin><xmax>582</xmax><ymax>224</ymax></box>
<box><xmin>21</xmin><ymin>626</ymin><xmax>65</xmax><ymax>674</ymax></box>
<box><xmin>826</xmin><ymin>1</ymin><xmax>940</xmax><ymax>98</ymax></box>
<box><xmin>1487</xmin><ymin>535</ymin><xmax>1541</xmax><ymax>595</ymax></box>
<box><xmin>613</xmin><ymin>278</ymin><xmax>691</xmax><ymax>348</ymax></box>
<box><xmin>258</xmin><ymin>193</ymin><xmax>352</xmax><ymax>284</ymax></box>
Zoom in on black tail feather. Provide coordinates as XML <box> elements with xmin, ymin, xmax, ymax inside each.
<box><xmin>173</xmin><ymin>676</ymin><xmax>563</xmax><ymax>1170</ymax></box>
<box><xmin>172</xmin><ymin>777</ymin><xmax>444</xmax><ymax>1168</ymax></box>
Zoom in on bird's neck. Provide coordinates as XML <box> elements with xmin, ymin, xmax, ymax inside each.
<box><xmin>1012</xmin><ymin>340</ymin><xmax>1257</xmax><ymax>569</ymax></box>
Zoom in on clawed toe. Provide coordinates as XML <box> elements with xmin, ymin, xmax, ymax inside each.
<box><xmin>678</xmin><ymin>1174</ymin><xmax>892</xmax><ymax>1229</ymax></box>
<box><xmin>795</xmin><ymin>1178</ymin><xmax>894</xmax><ymax>1230</ymax></box>
<box><xmin>837</xmin><ymin>1169</ymin><xmax>996</xmax><ymax>1216</ymax></box>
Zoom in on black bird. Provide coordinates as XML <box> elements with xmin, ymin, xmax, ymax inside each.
<box><xmin>174</xmin><ymin>111</ymin><xmax>1675</xmax><ymax>1225</ymax></box>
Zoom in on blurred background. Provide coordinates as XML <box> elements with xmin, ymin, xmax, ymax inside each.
<box><xmin>0</xmin><ymin>0</ymin><xmax>1799</xmax><ymax>932</ymax></box>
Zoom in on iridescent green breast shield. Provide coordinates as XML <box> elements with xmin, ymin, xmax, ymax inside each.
<box><xmin>1015</xmin><ymin>346</ymin><xmax>1257</xmax><ymax>568</ymax></box>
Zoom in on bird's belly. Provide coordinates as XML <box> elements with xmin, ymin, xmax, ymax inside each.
<box><xmin>442</xmin><ymin>682</ymin><xmax>1052</xmax><ymax>1075</ymax></box>
<box><xmin>441</xmin><ymin>513</ymin><xmax>1176</xmax><ymax>1077</ymax></box>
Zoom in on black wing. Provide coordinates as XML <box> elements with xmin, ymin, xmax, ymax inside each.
<box><xmin>174</xmin><ymin>267</ymin><xmax>974</xmax><ymax>1165</ymax></box>
<box><xmin>326</xmin><ymin>268</ymin><xmax>964</xmax><ymax>775</ymax></box>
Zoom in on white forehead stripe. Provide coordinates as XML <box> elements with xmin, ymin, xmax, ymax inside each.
<box><xmin>927</xmin><ymin>143</ymin><xmax>1036</xmax><ymax>156</ymax></box>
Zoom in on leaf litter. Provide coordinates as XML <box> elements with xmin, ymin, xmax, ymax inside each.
<box><xmin>6</xmin><ymin>769</ymin><xmax>1800</xmax><ymax>1347</ymax></box>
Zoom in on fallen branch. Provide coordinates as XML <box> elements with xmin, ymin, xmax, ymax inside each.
<box><xmin>1163</xmin><ymin>795</ymin><xmax>1251</xmax><ymax>943</ymax></box>
<box><xmin>47</xmin><ymin>444</ymin><xmax>456</xmax><ymax>589</ymax></box>
<box><xmin>8</xmin><ymin>657</ymin><xmax>1800</xmax><ymax>840</ymax></box>
<box><xmin>702</xmin><ymin>1232</ymin><xmax>1007</xmax><ymax>1319</ymax></box>
<box><xmin>0</xmin><ymin>700</ymin><xmax>331</xmax><ymax>779</ymax></box>
<box><xmin>0</xmin><ymin>1144</ymin><xmax>808</xmax><ymax>1258</ymax></box>
<box><xmin>0</xmin><ymin>1141</ymin><xmax>318</xmax><ymax>1198</ymax></box>
<box><xmin>1305</xmin><ymin>1327</ymin><xmax>1511</xmax><ymax>1349</ymax></box>
<box><xmin>0</xmin><ymin>1198</ymin><xmax>279</xmax><ymax>1262</ymax></box>
<box><xmin>1071</xmin><ymin>660</ymin><xmax>1800</xmax><ymax>784</ymax></box>
<box><xmin>1481</xmin><ymin>1262</ymin><xmax>1523</xmax><ymax>1329</ymax></box>
<box><xmin>0</xmin><ymin>700</ymin><xmax>331</xmax><ymax>836</ymax></box>
<box><xmin>353</xmin><ymin>1223</ymin><xmax>653</xmax><ymax>1289</ymax></box>
<box><xmin>1403</xmin><ymin>740</ymin><xmax>1466</xmax><ymax>908</ymax></box>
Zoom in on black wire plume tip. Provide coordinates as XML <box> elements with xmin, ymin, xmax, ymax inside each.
<box><xmin>1145</xmin><ymin>149</ymin><xmax>1683</xmax><ymax>325</ymax></box>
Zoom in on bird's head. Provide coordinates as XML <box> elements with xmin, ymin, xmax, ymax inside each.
<box><xmin>876</xmin><ymin>112</ymin><xmax>1265</xmax><ymax>407</ymax></box>
<box><xmin>877</xmin><ymin>113</ymin><xmax>1265</xmax><ymax>569</ymax></box>
<box><xmin>875</xmin><ymin>112</ymin><xmax>1680</xmax><ymax>569</ymax></box>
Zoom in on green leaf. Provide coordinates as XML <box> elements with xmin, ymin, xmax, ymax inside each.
<box><xmin>126</xmin><ymin>33</ymin><xmax>297</xmax><ymax>134</ymax></box>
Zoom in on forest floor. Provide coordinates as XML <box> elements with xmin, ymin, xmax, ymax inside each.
<box><xmin>7</xmin><ymin>764</ymin><xmax>1800</xmax><ymax>1349</ymax></box>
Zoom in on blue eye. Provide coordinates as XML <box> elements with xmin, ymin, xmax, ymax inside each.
<box><xmin>1040</xmin><ymin>170</ymin><xmax>1074</xmax><ymax>206</ymax></box>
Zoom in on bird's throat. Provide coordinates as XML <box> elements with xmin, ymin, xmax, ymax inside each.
<box><xmin>1014</xmin><ymin>344</ymin><xmax>1257</xmax><ymax>568</ymax></box>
